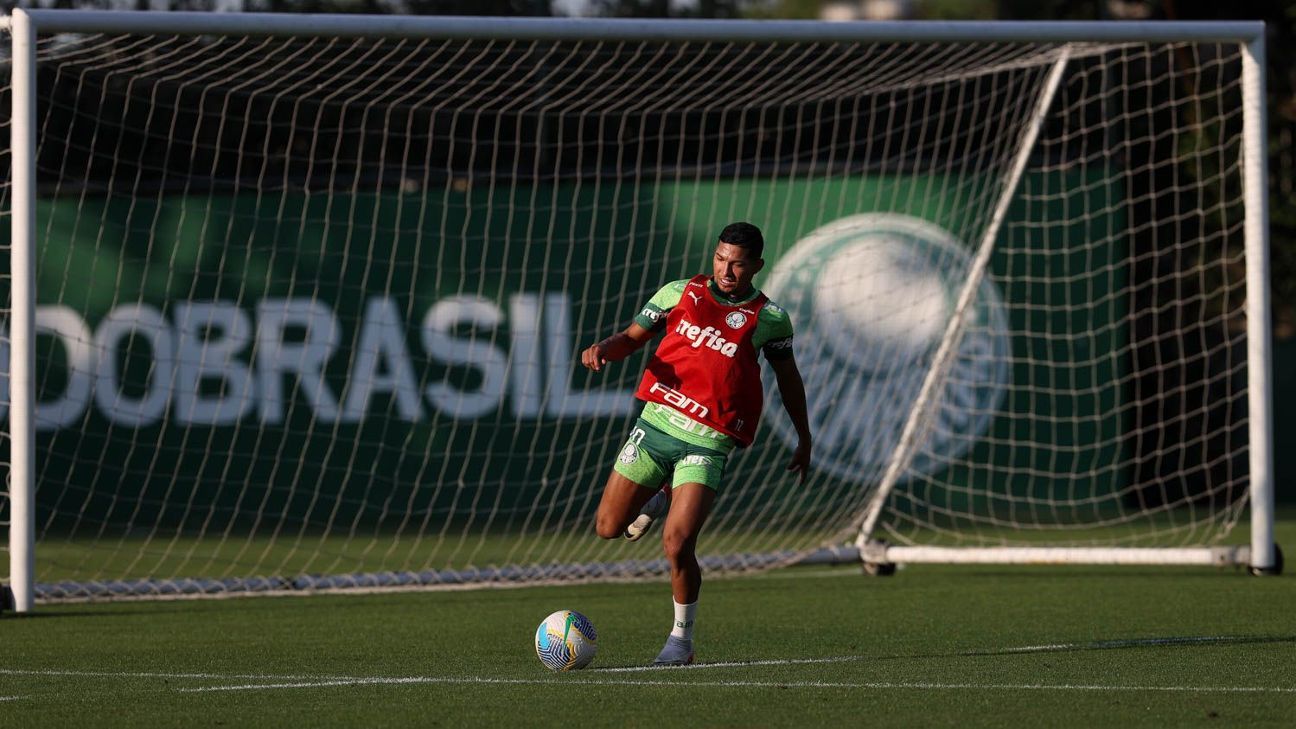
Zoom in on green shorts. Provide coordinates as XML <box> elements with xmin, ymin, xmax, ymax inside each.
<box><xmin>613</xmin><ymin>418</ymin><xmax>730</xmax><ymax>491</ymax></box>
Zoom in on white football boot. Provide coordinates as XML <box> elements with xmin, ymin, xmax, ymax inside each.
<box><xmin>623</xmin><ymin>487</ymin><xmax>670</xmax><ymax>542</ymax></box>
<box><xmin>652</xmin><ymin>635</ymin><xmax>695</xmax><ymax>666</ymax></box>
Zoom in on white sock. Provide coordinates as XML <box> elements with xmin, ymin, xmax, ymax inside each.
<box><xmin>671</xmin><ymin>600</ymin><xmax>697</xmax><ymax>640</ymax></box>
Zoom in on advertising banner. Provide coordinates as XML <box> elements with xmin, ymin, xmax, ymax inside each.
<box><xmin>6</xmin><ymin>171</ymin><xmax>1126</xmax><ymax>529</ymax></box>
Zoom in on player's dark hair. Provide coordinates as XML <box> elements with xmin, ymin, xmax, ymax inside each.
<box><xmin>718</xmin><ymin>222</ymin><xmax>764</xmax><ymax>259</ymax></box>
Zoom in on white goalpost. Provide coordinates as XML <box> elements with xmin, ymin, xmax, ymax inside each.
<box><xmin>1</xmin><ymin>11</ymin><xmax>1280</xmax><ymax>611</ymax></box>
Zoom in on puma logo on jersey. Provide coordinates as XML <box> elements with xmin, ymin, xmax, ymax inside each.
<box><xmin>686</xmin><ymin>291</ymin><xmax>701</xmax><ymax>305</ymax></box>
<box><xmin>674</xmin><ymin>317</ymin><xmax>739</xmax><ymax>357</ymax></box>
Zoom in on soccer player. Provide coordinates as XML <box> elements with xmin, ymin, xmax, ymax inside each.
<box><xmin>581</xmin><ymin>221</ymin><xmax>812</xmax><ymax>666</ymax></box>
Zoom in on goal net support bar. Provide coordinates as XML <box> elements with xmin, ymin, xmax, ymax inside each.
<box><xmin>856</xmin><ymin>48</ymin><xmax>1071</xmax><ymax>543</ymax></box>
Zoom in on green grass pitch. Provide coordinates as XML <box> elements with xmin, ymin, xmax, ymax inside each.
<box><xmin>4</xmin><ymin>527</ymin><xmax>1294</xmax><ymax>727</ymax></box>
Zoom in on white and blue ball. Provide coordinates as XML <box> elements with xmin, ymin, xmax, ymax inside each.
<box><xmin>534</xmin><ymin>609</ymin><xmax>598</xmax><ymax>672</ymax></box>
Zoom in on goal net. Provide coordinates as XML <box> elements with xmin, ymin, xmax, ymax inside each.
<box><xmin>1</xmin><ymin>13</ymin><xmax>1276</xmax><ymax>605</ymax></box>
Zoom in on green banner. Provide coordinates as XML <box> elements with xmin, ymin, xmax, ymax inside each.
<box><xmin>10</xmin><ymin>171</ymin><xmax>1126</xmax><ymax>530</ymax></box>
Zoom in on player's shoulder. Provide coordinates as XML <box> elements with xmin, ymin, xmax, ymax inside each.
<box><xmin>655</xmin><ymin>278</ymin><xmax>692</xmax><ymax>300</ymax></box>
<box><xmin>756</xmin><ymin>294</ymin><xmax>793</xmax><ymax>336</ymax></box>
<box><xmin>643</xmin><ymin>279</ymin><xmax>691</xmax><ymax>311</ymax></box>
<box><xmin>758</xmin><ymin>295</ymin><xmax>790</xmax><ymax>322</ymax></box>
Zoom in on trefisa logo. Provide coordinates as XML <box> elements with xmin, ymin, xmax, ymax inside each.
<box><xmin>763</xmin><ymin>213</ymin><xmax>1011</xmax><ymax>485</ymax></box>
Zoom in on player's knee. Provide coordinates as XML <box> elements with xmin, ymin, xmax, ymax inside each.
<box><xmin>661</xmin><ymin>529</ymin><xmax>695</xmax><ymax>563</ymax></box>
<box><xmin>594</xmin><ymin>513</ymin><xmax>624</xmax><ymax>540</ymax></box>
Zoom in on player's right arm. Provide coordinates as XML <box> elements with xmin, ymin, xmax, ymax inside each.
<box><xmin>581</xmin><ymin>322</ymin><xmax>655</xmax><ymax>372</ymax></box>
<box><xmin>581</xmin><ymin>280</ymin><xmax>686</xmax><ymax>372</ymax></box>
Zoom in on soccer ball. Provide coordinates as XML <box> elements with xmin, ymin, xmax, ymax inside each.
<box><xmin>534</xmin><ymin>609</ymin><xmax>598</xmax><ymax>671</ymax></box>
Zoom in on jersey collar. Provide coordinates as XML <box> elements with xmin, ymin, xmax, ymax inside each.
<box><xmin>707</xmin><ymin>277</ymin><xmax>760</xmax><ymax>305</ymax></box>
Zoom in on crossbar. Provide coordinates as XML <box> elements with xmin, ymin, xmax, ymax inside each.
<box><xmin>12</xmin><ymin>11</ymin><xmax>1265</xmax><ymax>44</ymax></box>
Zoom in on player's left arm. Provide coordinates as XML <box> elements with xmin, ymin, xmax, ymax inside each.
<box><xmin>769</xmin><ymin>355</ymin><xmax>812</xmax><ymax>484</ymax></box>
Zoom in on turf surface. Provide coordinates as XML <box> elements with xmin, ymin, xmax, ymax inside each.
<box><xmin>3</xmin><ymin>551</ymin><xmax>1294</xmax><ymax>728</ymax></box>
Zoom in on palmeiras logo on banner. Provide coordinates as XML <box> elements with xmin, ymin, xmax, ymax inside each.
<box><xmin>763</xmin><ymin>213</ymin><xmax>1011</xmax><ymax>485</ymax></box>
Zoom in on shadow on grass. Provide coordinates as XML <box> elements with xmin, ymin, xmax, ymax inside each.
<box><xmin>587</xmin><ymin>634</ymin><xmax>1296</xmax><ymax>673</ymax></box>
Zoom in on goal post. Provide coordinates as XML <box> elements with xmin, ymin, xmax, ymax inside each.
<box><xmin>1241</xmin><ymin>35</ymin><xmax>1277</xmax><ymax>575</ymax></box>
<box><xmin>6</xmin><ymin>8</ymin><xmax>37</xmax><ymax>613</ymax></box>
<box><xmin>1</xmin><ymin>12</ymin><xmax>1279</xmax><ymax>610</ymax></box>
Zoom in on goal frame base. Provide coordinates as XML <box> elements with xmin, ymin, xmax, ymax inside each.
<box><xmin>859</xmin><ymin>540</ymin><xmax>1283</xmax><ymax>574</ymax></box>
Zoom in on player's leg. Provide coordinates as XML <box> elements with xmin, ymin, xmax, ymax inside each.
<box><xmin>623</xmin><ymin>484</ymin><xmax>671</xmax><ymax>542</ymax></box>
<box><xmin>653</xmin><ymin>481</ymin><xmax>716</xmax><ymax>666</ymax></box>
<box><xmin>594</xmin><ymin>470</ymin><xmax>660</xmax><ymax>540</ymax></box>
<box><xmin>594</xmin><ymin>425</ymin><xmax>667</xmax><ymax>539</ymax></box>
<box><xmin>660</xmin><ymin>482</ymin><xmax>715</xmax><ymax>603</ymax></box>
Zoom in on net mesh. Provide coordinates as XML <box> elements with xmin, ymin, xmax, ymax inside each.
<box><xmin>0</xmin><ymin>27</ymin><xmax>1254</xmax><ymax>599</ymax></box>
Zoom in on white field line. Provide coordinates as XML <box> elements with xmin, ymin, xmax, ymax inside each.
<box><xmin>178</xmin><ymin>677</ymin><xmax>867</xmax><ymax>692</ymax></box>
<box><xmin>596</xmin><ymin>656</ymin><xmax>865</xmax><ymax>672</ymax></box>
<box><xmin>0</xmin><ymin>696</ymin><xmax>22</xmax><ymax>701</ymax></box>
<box><xmin>0</xmin><ymin>668</ymin><xmax>335</xmax><ymax>681</ymax></box>
<box><xmin>2</xmin><ymin>667</ymin><xmax>1292</xmax><ymax>696</ymax></box>
<box><xmin>183</xmin><ymin>678</ymin><xmax>1296</xmax><ymax>694</ymax></box>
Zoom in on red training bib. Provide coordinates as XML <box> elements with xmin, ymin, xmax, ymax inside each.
<box><xmin>635</xmin><ymin>274</ymin><xmax>768</xmax><ymax>447</ymax></box>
